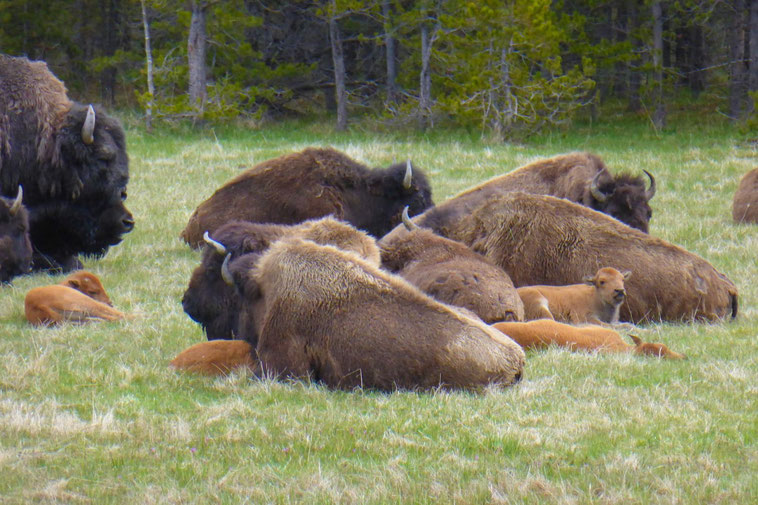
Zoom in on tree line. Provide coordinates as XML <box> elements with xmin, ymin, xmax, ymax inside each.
<box><xmin>1</xmin><ymin>0</ymin><xmax>756</xmax><ymax>138</ymax></box>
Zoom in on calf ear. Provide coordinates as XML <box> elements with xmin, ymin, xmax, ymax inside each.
<box><xmin>622</xmin><ymin>271</ymin><xmax>632</xmax><ymax>281</ymax></box>
<box><xmin>628</xmin><ymin>334</ymin><xmax>642</xmax><ymax>346</ymax></box>
<box><xmin>66</xmin><ymin>279</ymin><xmax>81</xmax><ymax>290</ymax></box>
<box><xmin>582</xmin><ymin>275</ymin><xmax>596</xmax><ymax>285</ymax></box>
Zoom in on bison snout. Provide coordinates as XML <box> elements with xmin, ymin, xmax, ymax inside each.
<box><xmin>613</xmin><ymin>289</ymin><xmax>626</xmax><ymax>302</ymax></box>
<box><xmin>122</xmin><ymin>215</ymin><xmax>135</xmax><ymax>232</ymax></box>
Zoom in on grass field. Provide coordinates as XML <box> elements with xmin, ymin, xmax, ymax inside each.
<box><xmin>1</xmin><ymin>114</ymin><xmax>756</xmax><ymax>504</ymax></box>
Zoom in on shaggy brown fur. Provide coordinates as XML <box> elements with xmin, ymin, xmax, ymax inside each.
<box><xmin>25</xmin><ymin>271</ymin><xmax>124</xmax><ymax>326</ymax></box>
<box><xmin>227</xmin><ymin>237</ymin><xmax>525</xmax><ymax>391</ymax></box>
<box><xmin>170</xmin><ymin>340</ymin><xmax>256</xmax><ymax>376</ymax></box>
<box><xmin>417</xmin><ymin>152</ymin><xmax>655</xmax><ymax>232</ymax></box>
<box><xmin>180</xmin><ymin>147</ymin><xmax>433</xmax><ymax>248</ymax></box>
<box><xmin>517</xmin><ymin>267</ymin><xmax>630</xmax><ymax>324</ymax></box>
<box><xmin>389</xmin><ymin>192</ymin><xmax>737</xmax><ymax>323</ymax></box>
<box><xmin>493</xmin><ymin>320</ymin><xmax>686</xmax><ymax>359</ymax></box>
<box><xmin>732</xmin><ymin>168</ymin><xmax>758</xmax><ymax>223</ymax></box>
<box><xmin>379</xmin><ymin>226</ymin><xmax>524</xmax><ymax>323</ymax></box>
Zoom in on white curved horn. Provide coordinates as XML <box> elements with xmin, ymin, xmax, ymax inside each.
<box><xmin>82</xmin><ymin>105</ymin><xmax>96</xmax><ymax>145</ymax></box>
<box><xmin>203</xmin><ymin>231</ymin><xmax>227</xmax><ymax>255</ymax></box>
<box><xmin>9</xmin><ymin>186</ymin><xmax>23</xmax><ymax>216</ymax></box>
<box><xmin>403</xmin><ymin>159</ymin><xmax>413</xmax><ymax>189</ymax></box>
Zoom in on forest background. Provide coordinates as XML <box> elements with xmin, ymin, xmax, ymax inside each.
<box><xmin>1</xmin><ymin>0</ymin><xmax>757</xmax><ymax>137</ymax></box>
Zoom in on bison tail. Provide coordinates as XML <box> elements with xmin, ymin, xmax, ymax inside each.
<box><xmin>730</xmin><ymin>291</ymin><xmax>738</xmax><ymax>320</ymax></box>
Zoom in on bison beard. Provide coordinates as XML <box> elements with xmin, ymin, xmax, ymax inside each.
<box><xmin>225</xmin><ymin>237</ymin><xmax>525</xmax><ymax>391</ymax></box>
<box><xmin>391</xmin><ymin>192</ymin><xmax>737</xmax><ymax>323</ymax></box>
<box><xmin>0</xmin><ymin>54</ymin><xmax>134</xmax><ymax>272</ymax></box>
<box><xmin>180</xmin><ymin>147</ymin><xmax>433</xmax><ymax>248</ymax></box>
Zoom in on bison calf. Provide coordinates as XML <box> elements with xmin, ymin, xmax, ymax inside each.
<box><xmin>170</xmin><ymin>340</ymin><xmax>256</xmax><ymax>376</ymax></box>
<box><xmin>25</xmin><ymin>271</ymin><xmax>125</xmax><ymax>326</ymax></box>
<box><xmin>516</xmin><ymin>267</ymin><xmax>630</xmax><ymax>324</ymax></box>
<box><xmin>493</xmin><ymin>320</ymin><xmax>686</xmax><ymax>359</ymax></box>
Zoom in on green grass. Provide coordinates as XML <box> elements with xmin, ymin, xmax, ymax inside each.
<box><xmin>1</xmin><ymin>115</ymin><xmax>757</xmax><ymax>504</ymax></box>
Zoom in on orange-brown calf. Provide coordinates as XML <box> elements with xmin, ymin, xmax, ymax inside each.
<box><xmin>24</xmin><ymin>271</ymin><xmax>125</xmax><ymax>326</ymax></box>
<box><xmin>170</xmin><ymin>340</ymin><xmax>256</xmax><ymax>376</ymax></box>
<box><xmin>493</xmin><ymin>319</ymin><xmax>686</xmax><ymax>359</ymax></box>
<box><xmin>516</xmin><ymin>267</ymin><xmax>630</xmax><ymax>324</ymax></box>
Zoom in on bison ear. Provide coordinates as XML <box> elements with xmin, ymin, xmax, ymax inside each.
<box><xmin>582</xmin><ymin>275</ymin><xmax>596</xmax><ymax>285</ymax></box>
<box><xmin>66</xmin><ymin>279</ymin><xmax>81</xmax><ymax>290</ymax></box>
<box><xmin>628</xmin><ymin>334</ymin><xmax>642</xmax><ymax>346</ymax></box>
<box><xmin>622</xmin><ymin>270</ymin><xmax>632</xmax><ymax>281</ymax></box>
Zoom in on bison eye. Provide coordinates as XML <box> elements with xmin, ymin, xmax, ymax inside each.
<box><xmin>121</xmin><ymin>190</ymin><xmax>127</xmax><ymax>200</ymax></box>
<box><xmin>599</xmin><ymin>280</ymin><xmax>605</xmax><ymax>286</ymax></box>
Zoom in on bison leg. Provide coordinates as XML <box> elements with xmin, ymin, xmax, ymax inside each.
<box><xmin>256</xmin><ymin>333</ymin><xmax>314</xmax><ymax>382</ymax></box>
<box><xmin>25</xmin><ymin>304</ymin><xmax>64</xmax><ymax>326</ymax></box>
<box><xmin>518</xmin><ymin>291</ymin><xmax>555</xmax><ymax>321</ymax></box>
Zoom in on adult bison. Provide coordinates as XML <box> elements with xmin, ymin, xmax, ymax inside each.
<box><xmin>0</xmin><ymin>186</ymin><xmax>32</xmax><ymax>283</ymax></box>
<box><xmin>0</xmin><ymin>54</ymin><xmax>134</xmax><ymax>272</ymax></box>
<box><xmin>223</xmin><ymin>236</ymin><xmax>525</xmax><ymax>391</ymax></box>
<box><xmin>732</xmin><ymin>168</ymin><xmax>758</xmax><ymax>223</ymax></box>
<box><xmin>180</xmin><ymin>147</ymin><xmax>433</xmax><ymax>248</ymax></box>
<box><xmin>434</xmin><ymin>152</ymin><xmax>655</xmax><ymax>232</ymax></box>
<box><xmin>389</xmin><ymin>192</ymin><xmax>737</xmax><ymax>323</ymax></box>
<box><xmin>182</xmin><ymin>216</ymin><xmax>380</xmax><ymax>342</ymax></box>
<box><xmin>378</xmin><ymin>209</ymin><xmax>524</xmax><ymax>323</ymax></box>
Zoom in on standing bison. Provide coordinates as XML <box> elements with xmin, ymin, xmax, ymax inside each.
<box><xmin>732</xmin><ymin>168</ymin><xmax>758</xmax><ymax>223</ymax></box>
<box><xmin>224</xmin><ymin>236</ymin><xmax>525</xmax><ymax>391</ymax></box>
<box><xmin>390</xmin><ymin>192</ymin><xmax>737</xmax><ymax>323</ymax></box>
<box><xmin>0</xmin><ymin>186</ymin><xmax>32</xmax><ymax>283</ymax></box>
<box><xmin>180</xmin><ymin>147</ymin><xmax>433</xmax><ymax>248</ymax></box>
<box><xmin>0</xmin><ymin>54</ymin><xmax>134</xmax><ymax>272</ymax></box>
<box><xmin>435</xmin><ymin>152</ymin><xmax>655</xmax><ymax>233</ymax></box>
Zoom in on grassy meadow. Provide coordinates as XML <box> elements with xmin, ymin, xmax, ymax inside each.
<box><xmin>1</xmin><ymin>113</ymin><xmax>757</xmax><ymax>504</ymax></box>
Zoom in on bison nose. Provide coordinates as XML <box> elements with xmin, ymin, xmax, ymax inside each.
<box><xmin>122</xmin><ymin>216</ymin><xmax>135</xmax><ymax>232</ymax></box>
<box><xmin>614</xmin><ymin>289</ymin><xmax>626</xmax><ymax>300</ymax></box>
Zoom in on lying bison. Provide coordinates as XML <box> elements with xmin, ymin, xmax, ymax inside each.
<box><xmin>182</xmin><ymin>217</ymin><xmax>380</xmax><ymax>342</ymax></box>
<box><xmin>222</xmin><ymin>236</ymin><xmax>524</xmax><ymax>391</ymax></box>
<box><xmin>0</xmin><ymin>54</ymin><xmax>134</xmax><ymax>271</ymax></box>
<box><xmin>0</xmin><ymin>186</ymin><xmax>32</xmax><ymax>283</ymax></box>
<box><xmin>378</xmin><ymin>208</ymin><xmax>524</xmax><ymax>323</ymax></box>
<box><xmin>732</xmin><ymin>168</ymin><xmax>758</xmax><ymax>223</ymax></box>
<box><xmin>389</xmin><ymin>192</ymin><xmax>737</xmax><ymax>323</ymax></box>
<box><xmin>434</xmin><ymin>152</ymin><xmax>655</xmax><ymax>232</ymax></box>
<box><xmin>180</xmin><ymin>147</ymin><xmax>433</xmax><ymax>248</ymax></box>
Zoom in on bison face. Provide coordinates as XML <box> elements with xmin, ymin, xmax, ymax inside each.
<box><xmin>589</xmin><ymin>171</ymin><xmax>655</xmax><ymax>233</ymax></box>
<box><xmin>370</xmin><ymin>161</ymin><xmax>434</xmax><ymax>237</ymax></box>
<box><xmin>0</xmin><ymin>191</ymin><xmax>32</xmax><ymax>283</ymax></box>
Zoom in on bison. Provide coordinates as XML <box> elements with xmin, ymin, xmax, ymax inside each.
<box><xmin>389</xmin><ymin>192</ymin><xmax>737</xmax><ymax>323</ymax></box>
<box><xmin>170</xmin><ymin>340</ymin><xmax>256</xmax><ymax>376</ymax></box>
<box><xmin>0</xmin><ymin>186</ymin><xmax>32</xmax><ymax>283</ymax></box>
<box><xmin>732</xmin><ymin>167</ymin><xmax>758</xmax><ymax>223</ymax></box>
<box><xmin>493</xmin><ymin>320</ymin><xmax>686</xmax><ymax>360</ymax></box>
<box><xmin>182</xmin><ymin>216</ymin><xmax>380</xmax><ymax>342</ymax></box>
<box><xmin>221</xmin><ymin>236</ymin><xmax>524</xmax><ymax>391</ymax></box>
<box><xmin>427</xmin><ymin>152</ymin><xmax>655</xmax><ymax>232</ymax></box>
<box><xmin>516</xmin><ymin>267</ymin><xmax>631</xmax><ymax>324</ymax></box>
<box><xmin>180</xmin><ymin>147</ymin><xmax>433</xmax><ymax>248</ymax></box>
<box><xmin>378</xmin><ymin>208</ymin><xmax>524</xmax><ymax>323</ymax></box>
<box><xmin>24</xmin><ymin>270</ymin><xmax>125</xmax><ymax>326</ymax></box>
<box><xmin>0</xmin><ymin>54</ymin><xmax>134</xmax><ymax>272</ymax></box>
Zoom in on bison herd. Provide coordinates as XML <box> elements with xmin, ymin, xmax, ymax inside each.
<box><xmin>2</xmin><ymin>53</ymin><xmax>755</xmax><ymax>392</ymax></box>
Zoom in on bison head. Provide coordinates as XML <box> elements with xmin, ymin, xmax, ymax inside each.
<box><xmin>588</xmin><ymin>170</ymin><xmax>655</xmax><ymax>233</ymax></box>
<box><xmin>0</xmin><ymin>187</ymin><xmax>32</xmax><ymax>283</ymax></box>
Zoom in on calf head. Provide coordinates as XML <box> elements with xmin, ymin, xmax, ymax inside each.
<box><xmin>589</xmin><ymin>170</ymin><xmax>655</xmax><ymax>233</ymax></box>
<box><xmin>584</xmin><ymin>267</ymin><xmax>631</xmax><ymax>308</ymax></box>
<box><xmin>60</xmin><ymin>270</ymin><xmax>112</xmax><ymax>306</ymax></box>
<box><xmin>0</xmin><ymin>187</ymin><xmax>32</xmax><ymax>283</ymax></box>
<box><xmin>629</xmin><ymin>335</ymin><xmax>687</xmax><ymax>360</ymax></box>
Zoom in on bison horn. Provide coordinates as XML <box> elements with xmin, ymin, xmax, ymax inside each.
<box><xmin>403</xmin><ymin>159</ymin><xmax>413</xmax><ymax>190</ymax></box>
<box><xmin>643</xmin><ymin>170</ymin><xmax>656</xmax><ymax>200</ymax></box>
<box><xmin>82</xmin><ymin>105</ymin><xmax>96</xmax><ymax>145</ymax></box>
<box><xmin>9</xmin><ymin>186</ymin><xmax>23</xmax><ymax>216</ymax></box>
<box><xmin>401</xmin><ymin>206</ymin><xmax>419</xmax><ymax>231</ymax></box>
<box><xmin>589</xmin><ymin>171</ymin><xmax>610</xmax><ymax>202</ymax></box>
<box><xmin>221</xmin><ymin>254</ymin><xmax>234</xmax><ymax>286</ymax></box>
<box><xmin>203</xmin><ymin>231</ymin><xmax>227</xmax><ymax>255</ymax></box>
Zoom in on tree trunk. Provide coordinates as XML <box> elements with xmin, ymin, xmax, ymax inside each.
<box><xmin>627</xmin><ymin>0</ymin><xmax>642</xmax><ymax>113</ymax></box>
<box><xmin>328</xmin><ymin>3</ymin><xmax>347</xmax><ymax>131</ymax></box>
<box><xmin>652</xmin><ymin>1</ymin><xmax>666</xmax><ymax>129</ymax></box>
<box><xmin>141</xmin><ymin>0</ymin><xmax>155</xmax><ymax>132</ymax></box>
<box><xmin>100</xmin><ymin>0</ymin><xmax>120</xmax><ymax>106</ymax></box>
<box><xmin>729</xmin><ymin>0</ymin><xmax>747</xmax><ymax>120</ymax></box>
<box><xmin>188</xmin><ymin>1</ymin><xmax>208</xmax><ymax>120</ymax></box>
<box><xmin>749</xmin><ymin>0</ymin><xmax>758</xmax><ymax>113</ymax></box>
<box><xmin>419</xmin><ymin>23</ymin><xmax>433</xmax><ymax>130</ymax></box>
<box><xmin>382</xmin><ymin>0</ymin><xmax>397</xmax><ymax>105</ymax></box>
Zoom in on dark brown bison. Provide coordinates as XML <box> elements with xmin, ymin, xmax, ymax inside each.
<box><xmin>0</xmin><ymin>186</ymin><xmax>32</xmax><ymax>283</ymax></box>
<box><xmin>390</xmin><ymin>192</ymin><xmax>737</xmax><ymax>323</ymax></box>
<box><xmin>182</xmin><ymin>216</ymin><xmax>380</xmax><ymax>342</ymax></box>
<box><xmin>436</xmin><ymin>152</ymin><xmax>655</xmax><ymax>232</ymax></box>
<box><xmin>732</xmin><ymin>168</ymin><xmax>758</xmax><ymax>223</ymax></box>
<box><xmin>378</xmin><ymin>209</ymin><xmax>524</xmax><ymax>323</ymax></box>
<box><xmin>180</xmin><ymin>147</ymin><xmax>433</xmax><ymax>248</ymax></box>
<box><xmin>223</xmin><ymin>236</ymin><xmax>524</xmax><ymax>391</ymax></box>
<box><xmin>0</xmin><ymin>54</ymin><xmax>134</xmax><ymax>272</ymax></box>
